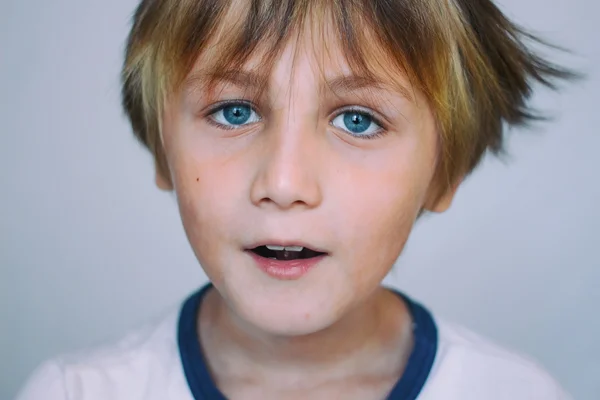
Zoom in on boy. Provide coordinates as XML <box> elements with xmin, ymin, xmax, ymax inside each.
<box><xmin>16</xmin><ymin>0</ymin><xmax>576</xmax><ymax>399</ymax></box>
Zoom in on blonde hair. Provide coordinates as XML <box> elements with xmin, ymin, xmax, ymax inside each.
<box><xmin>121</xmin><ymin>0</ymin><xmax>574</xmax><ymax>200</ymax></box>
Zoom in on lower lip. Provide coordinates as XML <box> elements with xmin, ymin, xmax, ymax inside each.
<box><xmin>247</xmin><ymin>251</ymin><xmax>325</xmax><ymax>280</ymax></box>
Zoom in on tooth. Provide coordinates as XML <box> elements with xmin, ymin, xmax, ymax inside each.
<box><xmin>266</xmin><ymin>245</ymin><xmax>285</xmax><ymax>251</ymax></box>
<box><xmin>284</xmin><ymin>246</ymin><xmax>303</xmax><ymax>252</ymax></box>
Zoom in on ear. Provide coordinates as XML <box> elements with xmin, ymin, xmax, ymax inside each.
<box><xmin>155</xmin><ymin>162</ymin><xmax>173</xmax><ymax>191</ymax></box>
<box><xmin>424</xmin><ymin>178</ymin><xmax>463</xmax><ymax>213</ymax></box>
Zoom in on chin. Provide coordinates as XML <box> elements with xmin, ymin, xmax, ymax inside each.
<box><xmin>242</xmin><ymin>303</ymin><xmax>340</xmax><ymax>337</ymax></box>
<box><xmin>220</xmin><ymin>273</ymin><xmax>345</xmax><ymax>337</ymax></box>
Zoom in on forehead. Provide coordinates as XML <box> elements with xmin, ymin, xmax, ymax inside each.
<box><xmin>180</xmin><ymin>2</ymin><xmax>415</xmax><ymax>100</ymax></box>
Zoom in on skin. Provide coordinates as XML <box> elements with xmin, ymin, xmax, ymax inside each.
<box><xmin>158</xmin><ymin>16</ymin><xmax>459</xmax><ymax>400</ymax></box>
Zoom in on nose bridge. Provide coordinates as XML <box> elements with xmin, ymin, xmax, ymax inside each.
<box><xmin>249</xmin><ymin>38</ymin><xmax>325</xmax><ymax>210</ymax></box>
<box><xmin>250</xmin><ymin>117</ymin><xmax>323</xmax><ymax>210</ymax></box>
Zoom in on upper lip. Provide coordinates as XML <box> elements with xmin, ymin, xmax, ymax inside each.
<box><xmin>246</xmin><ymin>239</ymin><xmax>328</xmax><ymax>254</ymax></box>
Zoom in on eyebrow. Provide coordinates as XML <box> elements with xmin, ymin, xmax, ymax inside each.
<box><xmin>183</xmin><ymin>70</ymin><xmax>263</xmax><ymax>93</ymax></box>
<box><xmin>183</xmin><ymin>69</ymin><xmax>412</xmax><ymax>100</ymax></box>
<box><xmin>325</xmin><ymin>75</ymin><xmax>412</xmax><ymax>100</ymax></box>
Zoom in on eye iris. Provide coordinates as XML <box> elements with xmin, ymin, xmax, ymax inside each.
<box><xmin>343</xmin><ymin>112</ymin><xmax>371</xmax><ymax>133</ymax></box>
<box><xmin>223</xmin><ymin>105</ymin><xmax>251</xmax><ymax>125</ymax></box>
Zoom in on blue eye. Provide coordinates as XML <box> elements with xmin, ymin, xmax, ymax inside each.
<box><xmin>331</xmin><ymin>110</ymin><xmax>382</xmax><ymax>137</ymax></box>
<box><xmin>209</xmin><ymin>103</ymin><xmax>260</xmax><ymax>127</ymax></box>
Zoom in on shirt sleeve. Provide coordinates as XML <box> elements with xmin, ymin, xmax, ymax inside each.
<box><xmin>14</xmin><ymin>361</ymin><xmax>68</xmax><ymax>400</ymax></box>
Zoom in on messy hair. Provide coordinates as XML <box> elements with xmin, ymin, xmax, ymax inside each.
<box><xmin>121</xmin><ymin>0</ymin><xmax>574</xmax><ymax>200</ymax></box>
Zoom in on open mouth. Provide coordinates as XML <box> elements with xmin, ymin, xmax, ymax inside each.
<box><xmin>249</xmin><ymin>245</ymin><xmax>326</xmax><ymax>261</ymax></box>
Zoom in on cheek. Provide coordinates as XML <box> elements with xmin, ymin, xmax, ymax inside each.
<box><xmin>171</xmin><ymin>162</ymin><xmax>244</xmax><ymax>286</ymax></box>
<box><xmin>166</xmin><ymin>119</ymin><xmax>248</xmax><ymax>217</ymax></box>
<box><xmin>168</xmin><ymin>146</ymin><xmax>246</xmax><ymax>260</ymax></box>
<box><xmin>331</xmin><ymin>147</ymin><xmax>435</xmax><ymax>285</ymax></box>
<box><xmin>342</xmin><ymin>184</ymin><xmax>418</xmax><ymax>286</ymax></box>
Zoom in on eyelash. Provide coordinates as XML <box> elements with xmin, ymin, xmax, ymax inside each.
<box><xmin>332</xmin><ymin>105</ymin><xmax>387</xmax><ymax>139</ymax></box>
<box><xmin>204</xmin><ymin>100</ymin><xmax>388</xmax><ymax>139</ymax></box>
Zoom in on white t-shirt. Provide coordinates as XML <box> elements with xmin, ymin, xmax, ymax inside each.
<box><xmin>15</xmin><ymin>284</ymin><xmax>571</xmax><ymax>400</ymax></box>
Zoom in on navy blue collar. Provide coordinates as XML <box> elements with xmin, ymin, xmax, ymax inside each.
<box><xmin>178</xmin><ymin>284</ymin><xmax>437</xmax><ymax>400</ymax></box>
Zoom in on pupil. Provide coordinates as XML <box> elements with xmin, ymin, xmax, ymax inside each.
<box><xmin>344</xmin><ymin>112</ymin><xmax>371</xmax><ymax>133</ymax></box>
<box><xmin>224</xmin><ymin>105</ymin><xmax>251</xmax><ymax>125</ymax></box>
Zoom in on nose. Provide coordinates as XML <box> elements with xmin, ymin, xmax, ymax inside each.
<box><xmin>249</xmin><ymin>126</ymin><xmax>323</xmax><ymax>211</ymax></box>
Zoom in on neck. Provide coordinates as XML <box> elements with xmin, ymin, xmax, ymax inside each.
<box><xmin>198</xmin><ymin>285</ymin><xmax>414</xmax><ymax>385</ymax></box>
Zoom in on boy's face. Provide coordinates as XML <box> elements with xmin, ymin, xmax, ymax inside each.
<box><xmin>161</xmin><ymin>23</ymin><xmax>454</xmax><ymax>335</ymax></box>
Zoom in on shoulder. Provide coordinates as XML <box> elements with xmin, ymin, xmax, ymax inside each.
<box><xmin>420</xmin><ymin>319</ymin><xmax>571</xmax><ymax>400</ymax></box>
<box><xmin>14</xmin><ymin>309</ymin><xmax>190</xmax><ymax>400</ymax></box>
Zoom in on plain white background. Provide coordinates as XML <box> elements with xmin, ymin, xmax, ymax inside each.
<box><xmin>1</xmin><ymin>0</ymin><xmax>598</xmax><ymax>398</ymax></box>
